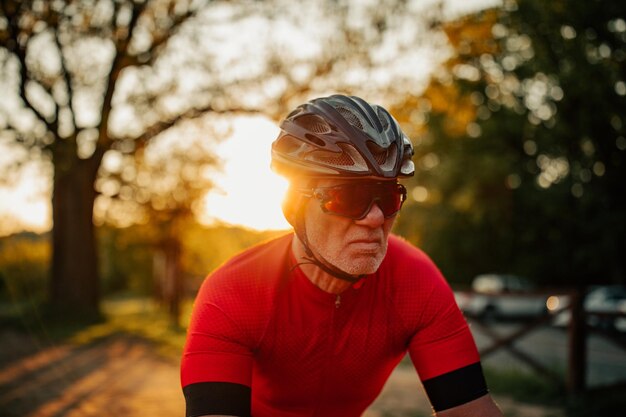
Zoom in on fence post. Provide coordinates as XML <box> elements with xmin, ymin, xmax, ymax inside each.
<box><xmin>567</xmin><ymin>286</ymin><xmax>587</xmax><ymax>395</ymax></box>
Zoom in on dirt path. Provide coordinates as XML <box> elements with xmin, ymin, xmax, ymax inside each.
<box><xmin>0</xmin><ymin>331</ymin><xmax>563</xmax><ymax>417</ymax></box>
<box><xmin>0</xmin><ymin>331</ymin><xmax>183</xmax><ymax>417</ymax></box>
<box><xmin>366</xmin><ymin>365</ymin><xmax>564</xmax><ymax>417</ymax></box>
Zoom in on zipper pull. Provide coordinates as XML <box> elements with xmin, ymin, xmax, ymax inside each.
<box><xmin>335</xmin><ymin>294</ymin><xmax>341</xmax><ymax>309</ymax></box>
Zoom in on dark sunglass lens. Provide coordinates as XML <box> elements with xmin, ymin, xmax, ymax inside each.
<box><xmin>320</xmin><ymin>183</ymin><xmax>406</xmax><ymax>219</ymax></box>
<box><xmin>377</xmin><ymin>188</ymin><xmax>402</xmax><ymax>217</ymax></box>
<box><xmin>323</xmin><ymin>185</ymin><xmax>372</xmax><ymax>218</ymax></box>
<box><xmin>376</xmin><ymin>184</ymin><xmax>402</xmax><ymax>217</ymax></box>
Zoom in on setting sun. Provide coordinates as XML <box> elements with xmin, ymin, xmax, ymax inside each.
<box><xmin>199</xmin><ymin>115</ymin><xmax>291</xmax><ymax>231</ymax></box>
<box><xmin>0</xmin><ymin>115</ymin><xmax>291</xmax><ymax>235</ymax></box>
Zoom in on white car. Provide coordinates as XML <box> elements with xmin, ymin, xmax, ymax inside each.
<box><xmin>551</xmin><ymin>285</ymin><xmax>626</xmax><ymax>331</ymax></box>
<box><xmin>456</xmin><ymin>274</ymin><xmax>549</xmax><ymax>320</ymax></box>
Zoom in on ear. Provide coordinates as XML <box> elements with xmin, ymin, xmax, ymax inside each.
<box><xmin>282</xmin><ymin>178</ymin><xmax>315</xmax><ymax>227</ymax></box>
<box><xmin>282</xmin><ymin>187</ymin><xmax>304</xmax><ymax>227</ymax></box>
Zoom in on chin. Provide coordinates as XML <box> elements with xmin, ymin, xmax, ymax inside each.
<box><xmin>340</xmin><ymin>256</ymin><xmax>384</xmax><ymax>276</ymax></box>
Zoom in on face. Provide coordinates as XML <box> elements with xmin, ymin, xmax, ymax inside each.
<box><xmin>303</xmin><ymin>178</ymin><xmax>398</xmax><ymax>276</ymax></box>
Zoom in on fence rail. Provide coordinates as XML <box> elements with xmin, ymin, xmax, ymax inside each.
<box><xmin>459</xmin><ymin>287</ymin><xmax>626</xmax><ymax>395</ymax></box>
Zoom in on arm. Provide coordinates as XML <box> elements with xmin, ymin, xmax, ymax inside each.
<box><xmin>183</xmin><ymin>381</ymin><xmax>251</xmax><ymax>417</ymax></box>
<box><xmin>405</xmin><ymin>253</ymin><xmax>496</xmax><ymax>414</ymax></box>
<box><xmin>437</xmin><ymin>393</ymin><xmax>503</xmax><ymax>417</ymax></box>
<box><xmin>181</xmin><ymin>300</ymin><xmax>253</xmax><ymax>417</ymax></box>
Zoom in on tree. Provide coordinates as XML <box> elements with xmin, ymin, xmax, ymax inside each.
<box><xmin>0</xmin><ymin>0</ymin><xmax>452</xmax><ymax>316</ymax></box>
<box><xmin>394</xmin><ymin>0</ymin><xmax>626</xmax><ymax>286</ymax></box>
<box><xmin>98</xmin><ymin>121</ymin><xmax>219</xmax><ymax>326</ymax></box>
<box><xmin>0</xmin><ymin>0</ymin><xmax>219</xmax><ymax>317</ymax></box>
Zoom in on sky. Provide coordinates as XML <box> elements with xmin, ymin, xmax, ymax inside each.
<box><xmin>198</xmin><ymin>116</ymin><xmax>290</xmax><ymax>231</ymax></box>
<box><xmin>0</xmin><ymin>0</ymin><xmax>501</xmax><ymax>235</ymax></box>
<box><xmin>0</xmin><ymin>160</ymin><xmax>50</xmax><ymax>235</ymax></box>
<box><xmin>0</xmin><ymin>115</ymin><xmax>291</xmax><ymax>235</ymax></box>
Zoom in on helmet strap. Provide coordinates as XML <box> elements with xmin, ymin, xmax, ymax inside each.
<box><xmin>293</xmin><ymin>198</ymin><xmax>365</xmax><ymax>284</ymax></box>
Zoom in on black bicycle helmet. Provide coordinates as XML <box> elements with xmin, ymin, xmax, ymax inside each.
<box><xmin>272</xmin><ymin>94</ymin><xmax>414</xmax><ymax>283</ymax></box>
<box><xmin>271</xmin><ymin>94</ymin><xmax>414</xmax><ymax>179</ymax></box>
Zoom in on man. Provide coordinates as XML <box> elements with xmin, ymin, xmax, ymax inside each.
<box><xmin>181</xmin><ymin>95</ymin><xmax>503</xmax><ymax>417</ymax></box>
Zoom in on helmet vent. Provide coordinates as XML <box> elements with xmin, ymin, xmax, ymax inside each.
<box><xmin>305</xmin><ymin>143</ymin><xmax>369</xmax><ymax>172</ymax></box>
<box><xmin>304</xmin><ymin>133</ymin><xmax>326</xmax><ymax>147</ymax></box>
<box><xmin>308</xmin><ymin>150</ymin><xmax>354</xmax><ymax>166</ymax></box>
<box><xmin>377</xmin><ymin>108</ymin><xmax>390</xmax><ymax>131</ymax></box>
<box><xmin>275</xmin><ymin>135</ymin><xmax>304</xmax><ymax>154</ymax></box>
<box><xmin>367</xmin><ymin>141</ymin><xmax>397</xmax><ymax>170</ymax></box>
<box><xmin>374</xmin><ymin>149</ymin><xmax>388</xmax><ymax>165</ymax></box>
<box><xmin>336</xmin><ymin>106</ymin><xmax>365</xmax><ymax>131</ymax></box>
<box><xmin>297</xmin><ymin>114</ymin><xmax>332</xmax><ymax>134</ymax></box>
<box><xmin>287</xmin><ymin>107</ymin><xmax>304</xmax><ymax>119</ymax></box>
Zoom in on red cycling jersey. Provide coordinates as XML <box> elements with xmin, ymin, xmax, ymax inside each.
<box><xmin>181</xmin><ymin>233</ymin><xmax>484</xmax><ymax>416</ymax></box>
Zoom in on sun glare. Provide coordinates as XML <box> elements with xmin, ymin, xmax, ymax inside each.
<box><xmin>0</xmin><ymin>172</ymin><xmax>50</xmax><ymax>236</ymax></box>
<box><xmin>0</xmin><ymin>115</ymin><xmax>290</xmax><ymax>236</ymax></box>
<box><xmin>199</xmin><ymin>115</ymin><xmax>291</xmax><ymax>231</ymax></box>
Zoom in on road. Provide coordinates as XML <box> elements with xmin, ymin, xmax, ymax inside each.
<box><xmin>0</xmin><ymin>330</ymin><xmax>565</xmax><ymax>417</ymax></box>
<box><xmin>469</xmin><ymin>321</ymin><xmax>626</xmax><ymax>387</ymax></box>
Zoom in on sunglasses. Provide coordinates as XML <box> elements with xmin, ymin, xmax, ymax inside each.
<box><xmin>300</xmin><ymin>181</ymin><xmax>407</xmax><ymax>220</ymax></box>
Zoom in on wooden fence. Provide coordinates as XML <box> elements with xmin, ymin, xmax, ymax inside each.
<box><xmin>459</xmin><ymin>287</ymin><xmax>626</xmax><ymax>396</ymax></box>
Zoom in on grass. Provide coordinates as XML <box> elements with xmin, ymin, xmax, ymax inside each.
<box><xmin>0</xmin><ymin>294</ymin><xmax>192</xmax><ymax>361</ymax></box>
<box><xmin>483</xmin><ymin>366</ymin><xmax>626</xmax><ymax>417</ymax></box>
<box><xmin>68</xmin><ymin>295</ymin><xmax>192</xmax><ymax>360</ymax></box>
<box><xmin>483</xmin><ymin>366</ymin><xmax>565</xmax><ymax>406</ymax></box>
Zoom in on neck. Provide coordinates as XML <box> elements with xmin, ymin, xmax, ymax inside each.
<box><xmin>291</xmin><ymin>235</ymin><xmax>353</xmax><ymax>295</ymax></box>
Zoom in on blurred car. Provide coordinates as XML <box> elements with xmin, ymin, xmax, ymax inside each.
<box><xmin>456</xmin><ymin>274</ymin><xmax>549</xmax><ymax>320</ymax></box>
<box><xmin>551</xmin><ymin>285</ymin><xmax>626</xmax><ymax>331</ymax></box>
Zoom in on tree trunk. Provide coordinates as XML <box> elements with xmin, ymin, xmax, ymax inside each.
<box><xmin>50</xmin><ymin>158</ymin><xmax>100</xmax><ymax>318</ymax></box>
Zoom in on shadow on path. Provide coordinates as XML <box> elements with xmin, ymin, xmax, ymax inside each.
<box><xmin>0</xmin><ymin>331</ymin><xmax>183</xmax><ymax>417</ymax></box>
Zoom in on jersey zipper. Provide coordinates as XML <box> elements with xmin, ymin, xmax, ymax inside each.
<box><xmin>313</xmin><ymin>294</ymin><xmax>341</xmax><ymax>416</ymax></box>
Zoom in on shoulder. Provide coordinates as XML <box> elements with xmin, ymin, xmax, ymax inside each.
<box><xmin>379</xmin><ymin>234</ymin><xmax>456</xmax><ymax>322</ymax></box>
<box><xmin>190</xmin><ymin>233</ymin><xmax>294</xmax><ymax>346</ymax></box>
<box><xmin>196</xmin><ymin>233</ymin><xmax>293</xmax><ymax>309</ymax></box>
<box><xmin>383</xmin><ymin>234</ymin><xmax>447</xmax><ymax>288</ymax></box>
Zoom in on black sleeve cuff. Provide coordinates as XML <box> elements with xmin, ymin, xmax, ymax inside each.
<box><xmin>422</xmin><ymin>362</ymin><xmax>489</xmax><ymax>411</ymax></box>
<box><xmin>183</xmin><ymin>381</ymin><xmax>251</xmax><ymax>417</ymax></box>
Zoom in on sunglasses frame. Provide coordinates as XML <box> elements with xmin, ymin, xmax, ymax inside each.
<box><xmin>299</xmin><ymin>181</ymin><xmax>407</xmax><ymax>220</ymax></box>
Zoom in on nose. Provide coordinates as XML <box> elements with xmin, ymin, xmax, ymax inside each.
<box><xmin>355</xmin><ymin>202</ymin><xmax>386</xmax><ymax>227</ymax></box>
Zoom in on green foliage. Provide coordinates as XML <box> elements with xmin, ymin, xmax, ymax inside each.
<box><xmin>394</xmin><ymin>0</ymin><xmax>626</xmax><ymax>286</ymax></box>
<box><xmin>68</xmin><ymin>295</ymin><xmax>191</xmax><ymax>360</ymax></box>
<box><xmin>181</xmin><ymin>223</ymin><xmax>287</xmax><ymax>291</ymax></box>
<box><xmin>98</xmin><ymin>225</ymin><xmax>155</xmax><ymax>295</ymax></box>
<box><xmin>0</xmin><ymin>223</ymin><xmax>284</xmax><ymax>308</ymax></box>
<box><xmin>483</xmin><ymin>366</ymin><xmax>564</xmax><ymax>405</ymax></box>
<box><xmin>97</xmin><ymin>222</ymin><xmax>286</xmax><ymax>297</ymax></box>
<box><xmin>0</xmin><ymin>232</ymin><xmax>50</xmax><ymax>303</ymax></box>
<box><xmin>481</xmin><ymin>367</ymin><xmax>626</xmax><ymax>417</ymax></box>
<box><xmin>485</xmin><ymin>365</ymin><xmax>626</xmax><ymax>417</ymax></box>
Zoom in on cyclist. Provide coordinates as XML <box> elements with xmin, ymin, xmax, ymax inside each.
<box><xmin>181</xmin><ymin>94</ymin><xmax>503</xmax><ymax>417</ymax></box>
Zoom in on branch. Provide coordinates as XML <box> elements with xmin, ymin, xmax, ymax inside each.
<box><xmin>120</xmin><ymin>2</ymin><xmax>201</xmax><ymax>69</ymax></box>
<box><xmin>53</xmin><ymin>23</ymin><xmax>77</xmax><ymax>134</ymax></box>
<box><xmin>1</xmin><ymin>1</ymin><xmax>57</xmax><ymax>136</ymax></box>
<box><xmin>97</xmin><ymin>0</ymin><xmax>150</xmax><ymax>152</ymax></box>
<box><xmin>123</xmin><ymin>102</ymin><xmax>260</xmax><ymax>151</ymax></box>
<box><xmin>146</xmin><ymin>6</ymin><xmax>197</xmax><ymax>57</ymax></box>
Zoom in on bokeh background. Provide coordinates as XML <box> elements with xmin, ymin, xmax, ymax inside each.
<box><xmin>1</xmin><ymin>0</ymin><xmax>625</xmax><ymax>416</ymax></box>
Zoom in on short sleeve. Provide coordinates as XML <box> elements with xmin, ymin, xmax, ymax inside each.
<box><xmin>181</xmin><ymin>301</ymin><xmax>254</xmax><ymax>387</ymax></box>
<box><xmin>407</xmin><ymin>271</ymin><xmax>480</xmax><ymax>381</ymax></box>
